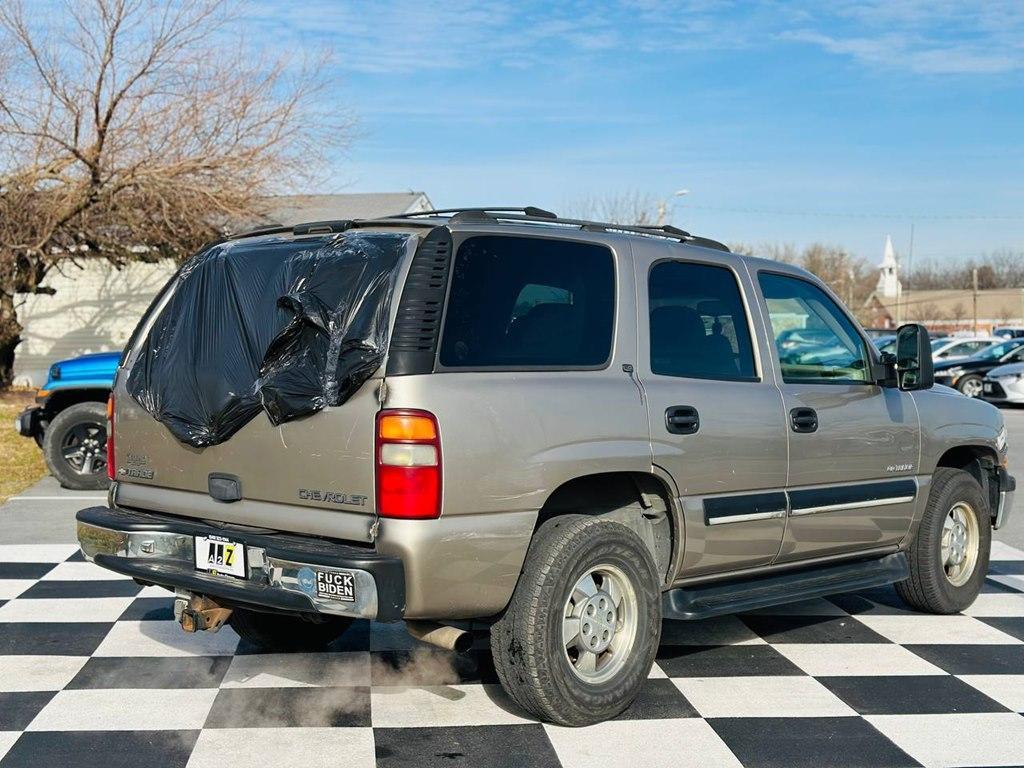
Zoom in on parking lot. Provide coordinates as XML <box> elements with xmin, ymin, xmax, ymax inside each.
<box><xmin>0</xmin><ymin>411</ymin><xmax>1023</xmax><ymax>768</ymax></box>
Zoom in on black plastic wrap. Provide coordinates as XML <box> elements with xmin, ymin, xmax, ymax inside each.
<box><xmin>127</xmin><ymin>231</ymin><xmax>410</xmax><ymax>447</ymax></box>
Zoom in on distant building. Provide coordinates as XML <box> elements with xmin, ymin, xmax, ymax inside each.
<box><xmin>861</xmin><ymin>235</ymin><xmax>1024</xmax><ymax>332</ymax></box>
<box><xmin>13</xmin><ymin>192</ymin><xmax>433</xmax><ymax>386</ymax></box>
<box><xmin>875</xmin><ymin>235</ymin><xmax>902</xmax><ymax>299</ymax></box>
<box><xmin>864</xmin><ymin>288</ymin><xmax>1024</xmax><ymax>333</ymax></box>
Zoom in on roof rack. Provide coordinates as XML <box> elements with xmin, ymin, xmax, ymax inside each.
<box><xmin>390</xmin><ymin>206</ymin><xmax>558</xmax><ymax>220</ymax></box>
<box><xmin>388</xmin><ymin>207</ymin><xmax>729</xmax><ymax>252</ymax></box>
<box><xmin>226</xmin><ymin>206</ymin><xmax>730</xmax><ymax>252</ymax></box>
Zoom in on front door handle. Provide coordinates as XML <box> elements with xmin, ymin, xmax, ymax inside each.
<box><xmin>665</xmin><ymin>405</ymin><xmax>700</xmax><ymax>435</ymax></box>
<box><xmin>790</xmin><ymin>407</ymin><xmax>818</xmax><ymax>433</ymax></box>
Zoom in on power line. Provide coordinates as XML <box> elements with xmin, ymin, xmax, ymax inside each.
<box><xmin>685</xmin><ymin>204</ymin><xmax>1024</xmax><ymax>222</ymax></box>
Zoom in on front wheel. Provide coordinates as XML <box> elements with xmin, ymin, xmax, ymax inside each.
<box><xmin>896</xmin><ymin>467</ymin><xmax>991</xmax><ymax>614</ymax></box>
<box><xmin>491</xmin><ymin>515</ymin><xmax>661</xmax><ymax>726</ymax></box>
<box><xmin>42</xmin><ymin>401</ymin><xmax>110</xmax><ymax>490</ymax></box>
<box><xmin>957</xmin><ymin>375</ymin><xmax>984</xmax><ymax>398</ymax></box>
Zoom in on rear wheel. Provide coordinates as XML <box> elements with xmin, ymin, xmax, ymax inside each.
<box><xmin>229</xmin><ymin>608</ymin><xmax>353</xmax><ymax>651</ymax></box>
<box><xmin>42</xmin><ymin>402</ymin><xmax>109</xmax><ymax>490</ymax></box>
<box><xmin>896</xmin><ymin>467</ymin><xmax>991</xmax><ymax>613</ymax></box>
<box><xmin>491</xmin><ymin>515</ymin><xmax>661</xmax><ymax>726</ymax></box>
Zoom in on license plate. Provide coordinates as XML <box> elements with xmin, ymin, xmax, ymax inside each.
<box><xmin>316</xmin><ymin>570</ymin><xmax>355</xmax><ymax>602</ymax></box>
<box><xmin>984</xmin><ymin>382</ymin><xmax>994</xmax><ymax>392</ymax></box>
<box><xmin>194</xmin><ymin>535</ymin><xmax>246</xmax><ymax>578</ymax></box>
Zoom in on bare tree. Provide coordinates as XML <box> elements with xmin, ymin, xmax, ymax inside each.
<box><xmin>0</xmin><ymin>0</ymin><xmax>350</xmax><ymax>384</ymax></box>
<box><xmin>901</xmin><ymin>252</ymin><xmax>1024</xmax><ymax>291</ymax></box>
<box><xmin>950</xmin><ymin>302</ymin><xmax>967</xmax><ymax>329</ymax></box>
<box><xmin>564</xmin><ymin>192</ymin><xmax>662</xmax><ymax>226</ymax></box>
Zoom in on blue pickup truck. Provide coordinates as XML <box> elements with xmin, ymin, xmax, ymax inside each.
<box><xmin>15</xmin><ymin>351</ymin><xmax>118</xmax><ymax>490</ymax></box>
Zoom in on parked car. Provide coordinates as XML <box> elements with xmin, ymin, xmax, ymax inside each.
<box><xmin>75</xmin><ymin>208</ymin><xmax>1013</xmax><ymax>726</ymax></box>
<box><xmin>982</xmin><ymin>362</ymin><xmax>1024</xmax><ymax>404</ymax></box>
<box><xmin>873</xmin><ymin>334</ymin><xmax>897</xmax><ymax>353</ymax></box>
<box><xmin>931</xmin><ymin>336</ymin><xmax>1001</xmax><ymax>363</ymax></box>
<box><xmin>993</xmin><ymin>327</ymin><xmax>1024</xmax><ymax>339</ymax></box>
<box><xmin>15</xmin><ymin>351</ymin><xmax>118</xmax><ymax>489</ymax></box>
<box><xmin>933</xmin><ymin>339</ymin><xmax>1024</xmax><ymax>397</ymax></box>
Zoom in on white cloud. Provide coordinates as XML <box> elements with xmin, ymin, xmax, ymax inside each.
<box><xmin>242</xmin><ymin>0</ymin><xmax>1024</xmax><ymax>77</ymax></box>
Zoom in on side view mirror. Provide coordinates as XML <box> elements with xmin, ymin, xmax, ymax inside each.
<box><xmin>895</xmin><ymin>323</ymin><xmax>934</xmax><ymax>390</ymax></box>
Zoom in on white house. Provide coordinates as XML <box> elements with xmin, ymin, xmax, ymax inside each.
<box><xmin>13</xmin><ymin>191</ymin><xmax>433</xmax><ymax>386</ymax></box>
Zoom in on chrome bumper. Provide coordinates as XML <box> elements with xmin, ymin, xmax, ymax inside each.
<box><xmin>76</xmin><ymin>506</ymin><xmax>405</xmax><ymax>621</ymax></box>
<box><xmin>995</xmin><ymin>487</ymin><xmax>1011</xmax><ymax>528</ymax></box>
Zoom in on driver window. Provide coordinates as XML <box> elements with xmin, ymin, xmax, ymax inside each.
<box><xmin>758</xmin><ymin>272</ymin><xmax>871</xmax><ymax>384</ymax></box>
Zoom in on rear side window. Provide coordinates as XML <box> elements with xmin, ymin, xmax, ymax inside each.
<box><xmin>648</xmin><ymin>261</ymin><xmax>757</xmax><ymax>381</ymax></box>
<box><xmin>439</xmin><ymin>236</ymin><xmax>615</xmax><ymax>368</ymax></box>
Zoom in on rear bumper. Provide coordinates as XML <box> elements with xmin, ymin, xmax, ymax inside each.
<box><xmin>76</xmin><ymin>505</ymin><xmax>405</xmax><ymax>621</ymax></box>
<box><xmin>14</xmin><ymin>406</ymin><xmax>42</xmax><ymax>438</ymax></box>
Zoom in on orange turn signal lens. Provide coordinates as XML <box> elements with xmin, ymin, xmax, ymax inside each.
<box><xmin>378</xmin><ymin>412</ymin><xmax>437</xmax><ymax>441</ymax></box>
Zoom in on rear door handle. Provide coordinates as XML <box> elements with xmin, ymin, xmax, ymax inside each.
<box><xmin>665</xmin><ymin>406</ymin><xmax>700</xmax><ymax>435</ymax></box>
<box><xmin>790</xmin><ymin>407</ymin><xmax>818</xmax><ymax>433</ymax></box>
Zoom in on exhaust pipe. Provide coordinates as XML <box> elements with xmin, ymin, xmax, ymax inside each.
<box><xmin>405</xmin><ymin>620</ymin><xmax>474</xmax><ymax>654</ymax></box>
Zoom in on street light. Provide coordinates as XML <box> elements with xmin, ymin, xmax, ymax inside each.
<box><xmin>656</xmin><ymin>189</ymin><xmax>690</xmax><ymax>226</ymax></box>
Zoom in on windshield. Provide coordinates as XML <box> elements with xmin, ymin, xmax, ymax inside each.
<box><xmin>930</xmin><ymin>338</ymin><xmax>951</xmax><ymax>351</ymax></box>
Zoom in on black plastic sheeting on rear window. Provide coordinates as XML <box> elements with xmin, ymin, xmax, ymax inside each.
<box><xmin>126</xmin><ymin>231</ymin><xmax>410</xmax><ymax>448</ymax></box>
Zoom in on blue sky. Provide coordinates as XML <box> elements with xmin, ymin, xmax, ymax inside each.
<box><xmin>244</xmin><ymin>0</ymin><xmax>1024</xmax><ymax>265</ymax></box>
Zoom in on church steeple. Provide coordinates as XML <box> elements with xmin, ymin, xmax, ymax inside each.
<box><xmin>876</xmin><ymin>235</ymin><xmax>902</xmax><ymax>299</ymax></box>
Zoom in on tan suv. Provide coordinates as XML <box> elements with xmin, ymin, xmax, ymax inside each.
<box><xmin>77</xmin><ymin>207</ymin><xmax>1015</xmax><ymax>725</ymax></box>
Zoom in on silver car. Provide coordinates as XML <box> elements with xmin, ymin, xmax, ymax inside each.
<box><xmin>983</xmin><ymin>362</ymin><xmax>1024</xmax><ymax>403</ymax></box>
<box><xmin>75</xmin><ymin>207</ymin><xmax>1015</xmax><ymax>725</ymax></box>
<box><xmin>932</xmin><ymin>336</ymin><xmax>1001</xmax><ymax>363</ymax></box>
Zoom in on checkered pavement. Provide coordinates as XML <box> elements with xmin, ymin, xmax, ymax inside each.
<box><xmin>1</xmin><ymin>542</ymin><xmax>1023</xmax><ymax>768</ymax></box>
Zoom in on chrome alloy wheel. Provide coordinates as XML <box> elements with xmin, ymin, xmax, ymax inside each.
<box><xmin>960</xmin><ymin>378</ymin><xmax>983</xmax><ymax>398</ymax></box>
<box><xmin>562</xmin><ymin>563</ymin><xmax>639</xmax><ymax>684</ymax></box>
<box><xmin>941</xmin><ymin>502</ymin><xmax>980</xmax><ymax>587</ymax></box>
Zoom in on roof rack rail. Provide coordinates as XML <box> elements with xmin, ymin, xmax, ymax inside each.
<box><xmin>390</xmin><ymin>206</ymin><xmax>558</xmax><ymax>220</ymax></box>
<box><xmin>226</xmin><ymin>224</ymin><xmax>292</xmax><ymax>240</ymax></box>
<box><xmin>377</xmin><ymin>207</ymin><xmax>728</xmax><ymax>251</ymax></box>
<box><xmin>430</xmin><ymin>211</ymin><xmax>731</xmax><ymax>252</ymax></box>
<box><xmin>227</xmin><ymin>206</ymin><xmax>729</xmax><ymax>252</ymax></box>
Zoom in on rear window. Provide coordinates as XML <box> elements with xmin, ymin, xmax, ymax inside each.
<box><xmin>439</xmin><ymin>235</ymin><xmax>615</xmax><ymax>368</ymax></box>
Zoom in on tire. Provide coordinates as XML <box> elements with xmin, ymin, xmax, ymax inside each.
<box><xmin>957</xmin><ymin>374</ymin><xmax>984</xmax><ymax>398</ymax></box>
<box><xmin>229</xmin><ymin>608</ymin><xmax>353</xmax><ymax>651</ymax></box>
<box><xmin>491</xmin><ymin>515</ymin><xmax>662</xmax><ymax>726</ymax></box>
<box><xmin>896</xmin><ymin>467</ymin><xmax>991</xmax><ymax>614</ymax></box>
<box><xmin>42</xmin><ymin>402</ymin><xmax>110</xmax><ymax>491</ymax></box>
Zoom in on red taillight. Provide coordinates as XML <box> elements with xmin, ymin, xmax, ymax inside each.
<box><xmin>375</xmin><ymin>409</ymin><xmax>441</xmax><ymax>519</ymax></box>
<box><xmin>106</xmin><ymin>395</ymin><xmax>115</xmax><ymax>481</ymax></box>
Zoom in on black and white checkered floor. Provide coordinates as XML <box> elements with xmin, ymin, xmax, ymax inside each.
<box><xmin>1</xmin><ymin>543</ymin><xmax>1023</xmax><ymax>768</ymax></box>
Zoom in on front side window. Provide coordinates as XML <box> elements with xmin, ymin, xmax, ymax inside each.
<box><xmin>648</xmin><ymin>261</ymin><xmax>757</xmax><ymax>380</ymax></box>
<box><xmin>439</xmin><ymin>236</ymin><xmax>615</xmax><ymax>368</ymax></box>
<box><xmin>759</xmin><ymin>272</ymin><xmax>871</xmax><ymax>384</ymax></box>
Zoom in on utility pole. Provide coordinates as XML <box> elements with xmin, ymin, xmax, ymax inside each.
<box><xmin>905</xmin><ymin>222</ymin><xmax>914</xmax><ymax>320</ymax></box>
<box><xmin>973</xmin><ymin>268</ymin><xmax>979</xmax><ymax>334</ymax></box>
